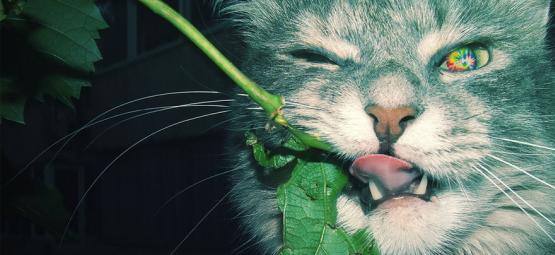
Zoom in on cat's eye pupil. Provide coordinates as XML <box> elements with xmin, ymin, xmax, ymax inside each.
<box><xmin>290</xmin><ymin>50</ymin><xmax>337</xmax><ymax>65</ymax></box>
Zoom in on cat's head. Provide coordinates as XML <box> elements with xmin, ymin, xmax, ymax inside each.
<box><xmin>225</xmin><ymin>0</ymin><xmax>555</xmax><ymax>254</ymax></box>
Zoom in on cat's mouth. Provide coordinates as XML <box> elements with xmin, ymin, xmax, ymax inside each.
<box><xmin>348</xmin><ymin>154</ymin><xmax>439</xmax><ymax>211</ymax></box>
<box><xmin>361</xmin><ymin>174</ymin><xmax>439</xmax><ymax>210</ymax></box>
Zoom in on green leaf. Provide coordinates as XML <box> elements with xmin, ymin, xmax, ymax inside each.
<box><xmin>39</xmin><ymin>75</ymin><xmax>90</xmax><ymax>108</ymax></box>
<box><xmin>350</xmin><ymin>230</ymin><xmax>380</xmax><ymax>255</ymax></box>
<box><xmin>138</xmin><ymin>1</ymin><xmax>377</xmax><ymax>253</ymax></box>
<box><xmin>0</xmin><ymin>78</ymin><xmax>26</xmax><ymax>124</ymax></box>
<box><xmin>23</xmin><ymin>0</ymin><xmax>108</xmax><ymax>72</ymax></box>
<box><xmin>246</xmin><ymin>132</ymin><xmax>297</xmax><ymax>169</ymax></box>
<box><xmin>7</xmin><ymin>178</ymin><xmax>76</xmax><ymax>240</ymax></box>
<box><xmin>0</xmin><ymin>0</ymin><xmax>107</xmax><ymax>123</ymax></box>
<box><xmin>246</xmin><ymin>132</ymin><xmax>379</xmax><ymax>254</ymax></box>
<box><xmin>278</xmin><ymin>158</ymin><xmax>355</xmax><ymax>254</ymax></box>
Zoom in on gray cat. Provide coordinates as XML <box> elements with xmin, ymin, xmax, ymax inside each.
<box><xmin>222</xmin><ymin>0</ymin><xmax>555</xmax><ymax>254</ymax></box>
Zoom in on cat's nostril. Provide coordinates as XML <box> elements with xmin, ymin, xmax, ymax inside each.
<box><xmin>400</xmin><ymin>115</ymin><xmax>415</xmax><ymax>123</ymax></box>
<box><xmin>368</xmin><ymin>112</ymin><xmax>379</xmax><ymax>123</ymax></box>
<box><xmin>399</xmin><ymin>115</ymin><xmax>416</xmax><ymax>129</ymax></box>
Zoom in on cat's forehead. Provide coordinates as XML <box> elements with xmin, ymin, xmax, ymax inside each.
<box><xmin>233</xmin><ymin>0</ymin><xmax>549</xmax><ymax>55</ymax></box>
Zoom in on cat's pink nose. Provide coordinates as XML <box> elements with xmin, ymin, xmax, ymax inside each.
<box><xmin>349</xmin><ymin>154</ymin><xmax>418</xmax><ymax>192</ymax></box>
<box><xmin>365</xmin><ymin>105</ymin><xmax>416</xmax><ymax>141</ymax></box>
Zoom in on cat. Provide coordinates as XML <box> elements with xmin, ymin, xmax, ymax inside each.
<box><xmin>220</xmin><ymin>0</ymin><xmax>555</xmax><ymax>254</ymax></box>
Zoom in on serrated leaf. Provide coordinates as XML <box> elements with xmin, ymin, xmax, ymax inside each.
<box><xmin>0</xmin><ymin>0</ymin><xmax>107</xmax><ymax>123</ymax></box>
<box><xmin>26</xmin><ymin>22</ymin><xmax>102</xmax><ymax>72</ymax></box>
<box><xmin>247</xmin><ymin>132</ymin><xmax>378</xmax><ymax>254</ymax></box>
<box><xmin>0</xmin><ymin>78</ymin><xmax>26</xmax><ymax>124</ymax></box>
<box><xmin>278</xmin><ymin>159</ymin><xmax>354</xmax><ymax>254</ymax></box>
<box><xmin>0</xmin><ymin>95</ymin><xmax>27</xmax><ymax>124</ymax></box>
<box><xmin>23</xmin><ymin>0</ymin><xmax>108</xmax><ymax>32</ymax></box>
<box><xmin>39</xmin><ymin>75</ymin><xmax>90</xmax><ymax>108</ymax></box>
<box><xmin>22</xmin><ymin>0</ymin><xmax>107</xmax><ymax>72</ymax></box>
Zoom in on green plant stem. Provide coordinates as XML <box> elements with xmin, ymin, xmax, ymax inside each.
<box><xmin>138</xmin><ymin>0</ymin><xmax>331</xmax><ymax>151</ymax></box>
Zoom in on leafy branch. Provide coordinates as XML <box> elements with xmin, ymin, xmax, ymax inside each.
<box><xmin>138</xmin><ymin>0</ymin><xmax>331</xmax><ymax>151</ymax></box>
<box><xmin>139</xmin><ymin>0</ymin><xmax>379</xmax><ymax>254</ymax></box>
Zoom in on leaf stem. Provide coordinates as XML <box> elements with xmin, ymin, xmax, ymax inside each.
<box><xmin>137</xmin><ymin>0</ymin><xmax>331</xmax><ymax>151</ymax></box>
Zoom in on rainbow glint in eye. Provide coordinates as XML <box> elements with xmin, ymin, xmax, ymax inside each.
<box><xmin>446</xmin><ymin>48</ymin><xmax>477</xmax><ymax>71</ymax></box>
<box><xmin>440</xmin><ymin>45</ymin><xmax>490</xmax><ymax>73</ymax></box>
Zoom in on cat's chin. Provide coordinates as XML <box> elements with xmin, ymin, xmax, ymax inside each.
<box><xmin>375</xmin><ymin>195</ymin><xmax>438</xmax><ymax>211</ymax></box>
<box><xmin>367</xmin><ymin>194</ymin><xmax>454</xmax><ymax>255</ymax></box>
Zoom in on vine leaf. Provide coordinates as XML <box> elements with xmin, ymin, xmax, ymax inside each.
<box><xmin>0</xmin><ymin>0</ymin><xmax>107</xmax><ymax>124</ymax></box>
<box><xmin>0</xmin><ymin>78</ymin><xmax>26</xmax><ymax>123</ymax></box>
<box><xmin>23</xmin><ymin>0</ymin><xmax>108</xmax><ymax>72</ymax></box>
<box><xmin>278</xmin><ymin>159</ymin><xmax>353</xmax><ymax>254</ymax></box>
<box><xmin>38</xmin><ymin>75</ymin><xmax>90</xmax><ymax>108</ymax></box>
<box><xmin>247</xmin><ymin>133</ymin><xmax>379</xmax><ymax>254</ymax></box>
<box><xmin>246</xmin><ymin>132</ymin><xmax>304</xmax><ymax>169</ymax></box>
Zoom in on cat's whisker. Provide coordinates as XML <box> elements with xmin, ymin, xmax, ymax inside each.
<box><xmin>50</xmin><ymin>97</ymin><xmax>231</xmax><ymax>163</ymax></box>
<box><xmin>476</xmin><ymin>162</ymin><xmax>555</xmax><ymax>227</ymax></box>
<box><xmin>454</xmin><ymin>175</ymin><xmax>471</xmax><ymax>202</ymax></box>
<box><xmin>233</xmin><ymin>236</ymin><xmax>268</xmax><ymax>255</ymax></box>
<box><xmin>85</xmin><ymin>100</ymin><xmax>233</xmax><ymax>148</ymax></box>
<box><xmin>169</xmin><ymin>190</ymin><xmax>231</xmax><ymax>255</ymax></box>
<box><xmin>489</xmin><ymin>143</ymin><xmax>553</xmax><ymax>155</ymax></box>
<box><xmin>247</xmin><ymin>107</ymin><xmax>263</xmax><ymax>110</ymax></box>
<box><xmin>3</xmin><ymin>106</ymin><xmax>178</xmax><ymax>187</ymax></box>
<box><xmin>486</xmin><ymin>154</ymin><xmax>555</xmax><ymax>191</ymax></box>
<box><xmin>154</xmin><ymin>167</ymin><xmax>240</xmax><ymax>216</ymax></box>
<box><xmin>472</xmin><ymin>165</ymin><xmax>555</xmax><ymax>244</ymax></box>
<box><xmin>490</xmin><ymin>137</ymin><xmax>555</xmax><ymax>152</ymax></box>
<box><xmin>283</xmin><ymin>100</ymin><xmax>325</xmax><ymax>111</ymax></box>
<box><xmin>231</xmin><ymin>234</ymin><xmax>257</xmax><ymax>255</ymax></box>
<box><xmin>2</xmin><ymin>92</ymin><xmax>229</xmax><ymax>187</ymax></box>
<box><xmin>462</xmin><ymin>110</ymin><xmax>490</xmax><ymax>120</ymax></box>
<box><xmin>489</xmin><ymin>149</ymin><xmax>552</xmax><ymax>157</ymax></box>
<box><xmin>59</xmin><ymin>110</ymin><xmax>231</xmax><ymax>245</ymax></box>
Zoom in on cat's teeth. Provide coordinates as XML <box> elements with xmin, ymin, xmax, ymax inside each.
<box><xmin>413</xmin><ymin>175</ymin><xmax>428</xmax><ymax>195</ymax></box>
<box><xmin>369</xmin><ymin>180</ymin><xmax>384</xmax><ymax>200</ymax></box>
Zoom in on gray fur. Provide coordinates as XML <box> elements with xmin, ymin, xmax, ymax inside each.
<box><xmin>223</xmin><ymin>0</ymin><xmax>555</xmax><ymax>254</ymax></box>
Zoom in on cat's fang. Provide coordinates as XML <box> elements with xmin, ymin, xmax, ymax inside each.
<box><xmin>369</xmin><ymin>180</ymin><xmax>384</xmax><ymax>200</ymax></box>
<box><xmin>413</xmin><ymin>175</ymin><xmax>428</xmax><ymax>195</ymax></box>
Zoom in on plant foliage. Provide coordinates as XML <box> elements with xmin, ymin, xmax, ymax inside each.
<box><xmin>247</xmin><ymin>133</ymin><xmax>379</xmax><ymax>254</ymax></box>
<box><xmin>139</xmin><ymin>1</ymin><xmax>380</xmax><ymax>253</ymax></box>
<box><xmin>0</xmin><ymin>0</ymin><xmax>107</xmax><ymax>123</ymax></box>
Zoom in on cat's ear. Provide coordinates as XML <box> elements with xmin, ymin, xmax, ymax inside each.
<box><xmin>510</xmin><ymin>0</ymin><xmax>552</xmax><ymax>27</ymax></box>
<box><xmin>533</xmin><ymin>0</ymin><xmax>551</xmax><ymax>26</ymax></box>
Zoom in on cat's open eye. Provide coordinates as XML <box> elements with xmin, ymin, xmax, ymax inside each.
<box><xmin>439</xmin><ymin>45</ymin><xmax>490</xmax><ymax>72</ymax></box>
<box><xmin>289</xmin><ymin>49</ymin><xmax>339</xmax><ymax>65</ymax></box>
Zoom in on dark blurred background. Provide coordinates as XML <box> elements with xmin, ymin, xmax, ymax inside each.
<box><xmin>1</xmin><ymin>1</ymin><xmax>249</xmax><ymax>254</ymax></box>
<box><xmin>1</xmin><ymin>1</ymin><xmax>554</xmax><ymax>255</ymax></box>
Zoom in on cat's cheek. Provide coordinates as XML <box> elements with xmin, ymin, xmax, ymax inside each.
<box><xmin>393</xmin><ymin>104</ymin><xmax>453</xmax><ymax>171</ymax></box>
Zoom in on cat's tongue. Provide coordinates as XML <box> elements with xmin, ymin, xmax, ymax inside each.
<box><xmin>349</xmin><ymin>154</ymin><xmax>417</xmax><ymax>192</ymax></box>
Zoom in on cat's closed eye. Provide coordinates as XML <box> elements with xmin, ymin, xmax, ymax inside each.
<box><xmin>289</xmin><ymin>49</ymin><xmax>340</xmax><ymax>66</ymax></box>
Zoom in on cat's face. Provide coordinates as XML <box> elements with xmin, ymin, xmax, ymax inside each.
<box><xmin>227</xmin><ymin>0</ymin><xmax>555</xmax><ymax>254</ymax></box>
